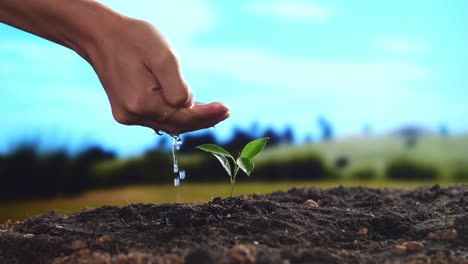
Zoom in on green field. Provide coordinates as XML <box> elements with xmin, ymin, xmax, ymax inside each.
<box><xmin>1</xmin><ymin>135</ymin><xmax>467</xmax><ymax>223</ymax></box>
<box><xmin>0</xmin><ymin>180</ymin><xmax>462</xmax><ymax>223</ymax></box>
<box><xmin>94</xmin><ymin>134</ymin><xmax>468</xmax><ymax>181</ymax></box>
<box><xmin>255</xmin><ymin>135</ymin><xmax>468</xmax><ymax>179</ymax></box>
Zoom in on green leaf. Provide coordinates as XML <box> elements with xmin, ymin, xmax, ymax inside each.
<box><xmin>196</xmin><ymin>144</ymin><xmax>233</xmax><ymax>159</ymax></box>
<box><xmin>237</xmin><ymin>157</ymin><xmax>254</xmax><ymax>176</ymax></box>
<box><xmin>213</xmin><ymin>153</ymin><xmax>232</xmax><ymax>177</ymax></box>
<box><xmin>240</xmin><ymin>137</ymin><xmax>269</xmax><ymax>160</ymax></box>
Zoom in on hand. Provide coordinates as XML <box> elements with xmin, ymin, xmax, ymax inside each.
<box><xmin>86</xmin><ymin>18</ymin><xmax>229</xmax><ymax>135</ymax></box>
<box><xmin>0</xmin><ymin>0</ymin><xmax>229</xmax><ymax>135</ymax></box>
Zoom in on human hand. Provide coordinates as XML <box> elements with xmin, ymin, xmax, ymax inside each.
<box><xmin>0</xmin><ymin>0</ymin><xmax>229</xmax><ymax>135</ymax></box>
<box><xmin>86</xmin><ymin>17</ymin><xmax>229</xmax><ymax>135</ymax></box>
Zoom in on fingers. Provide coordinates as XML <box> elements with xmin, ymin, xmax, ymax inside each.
<box><xmin>141</xmin><ymin>102</ymin><xmax>230</xmax><ymax>135</ymax></box>
<box><xmin>168</xmin><ymin>102</ymin><xmax>230</xmax><ymax>134</ymax></box>
<box><xmin>124</xmin><ymin>89</ymin><xmax>177</xmax><ymax>121</ymax></box>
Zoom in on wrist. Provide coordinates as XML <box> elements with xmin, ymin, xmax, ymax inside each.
<box><xmin>0</xmin><ymin>0</ymin><xmax>126</xmax><ymax>62</ymax></box>
<box><xmin>53</xmin><ymin>0</ymin><xmax>127</xmax><ymax>63</ymax></box>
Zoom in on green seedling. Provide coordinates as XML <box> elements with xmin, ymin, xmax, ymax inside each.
<box><xmin>196</xmin><ymin>137</ymin><xmax>269</xmax><ymax>197</ymax></box>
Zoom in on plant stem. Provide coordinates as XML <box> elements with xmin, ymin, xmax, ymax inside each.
<box><xmin>230</xmin><ymin>165</ymin><xmax>240</xmax><ymax>197</ymax></box>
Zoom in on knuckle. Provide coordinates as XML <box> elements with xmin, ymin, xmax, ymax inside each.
<box><xmin>125</xmin><ymin>95</ymin><xmax>147</xmax><ymax>115</ymax></box>
<box><xmin>153</xmin><ymin>50</ymin><xmax>178</xmax><ymax>72</ymax></box>
<box><xmin>171</xmin><ymin>85</ymin><xmax>192</xmax><ymax>107</ymax></box>
<box><xmin>112</xmin><ymin>111</ymin><xmax>134</xmax><ymax>125</ymax></box>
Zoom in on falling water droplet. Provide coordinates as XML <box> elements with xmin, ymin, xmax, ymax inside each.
<box><xmin>154</xmin><ymin>132</ymin><xmax>186</xmax><ymax>186</ymax></box>
<box><xmin>171</xmin><ymin>135</ymin><xmax>184</xmax><ymax>186</ymax></box>
<box><xmin>175</xmin><ymin>136</ymin><xmax>183</xmax><ymax>150</ymax></box>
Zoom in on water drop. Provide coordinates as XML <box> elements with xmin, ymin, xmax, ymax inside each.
<box><xmin>174</xmin><ymin>178</ymin><xmax>180</xmax><ymax>187</ymax></box>
<box><xmin>179</xmin><ymin>170</ymin><xmax>186</xmax><ymax>180</ymax></box>
<box><xmin>155</xmin><ymin>130</ymin><xmax>164</xmax><ymax>136</ymax></box>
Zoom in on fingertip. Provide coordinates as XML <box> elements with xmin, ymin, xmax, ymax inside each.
<box><xmin>162</xmin><ymin>101</ymin><xmax>230</xmax><ymax>133</ymax></box>
<box><xmin>212</xmin><ymin>102</ymin><xmax>230</xmax><ymax>112</ymax></box>
<box><xmin>194</xmin><ymin>101</ymin><xmax>229</xmax><ymax>114</ymax></box>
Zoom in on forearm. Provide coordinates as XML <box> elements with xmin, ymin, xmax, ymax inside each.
<box><xmin>0</xmin><ymin>0</ymin><xmax>124</xmax><ymax>61</ymax></box>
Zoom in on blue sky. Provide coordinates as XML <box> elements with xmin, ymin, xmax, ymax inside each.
<box><xmin>0</xmin><ymin>0</ymin><xmax>467</xmax><ymax>156</ymax></box>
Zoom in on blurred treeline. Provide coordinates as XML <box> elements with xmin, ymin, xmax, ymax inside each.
<box><xmin>0</xmin><ymin>123</ymin><xmax>467</xmax><ymax>200</ymax></box>
<box><xmin>0</xmin><ymin>126</ymin><xmax>308</xmax><ymax>200</ymax></box>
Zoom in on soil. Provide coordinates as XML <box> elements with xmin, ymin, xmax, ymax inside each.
<box><xmin>1</xmin><ymin>185</ymin><xmax>467</xmax><ymax>264</ymax></box>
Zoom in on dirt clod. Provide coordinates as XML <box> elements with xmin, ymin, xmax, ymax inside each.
<box><xmin>303</xmin><ymin>199</ymin><xmax>319</xmax><ymax>207</ymax></box>
<box><xmin>22</xmin><ymin>233</ymin><xmax>34</xmax><ymax>239</ymax></box>
<box><xmin>428</xmin><ymin>231</ymin><xmax>442</xmax><ymax>240</ymax></box>
<box><xmin>358</xmin><ymin>227</ymin><xmax>369</xmax><ymax>236</ymax></box>
<box><xmin>94</xmin><ymin>235</ymin><xmax>112</xmax><ymax>245</ymax></box>
<box><xmin>69</xmin><ymin>240</ymin><xmax>87</xmax><ymax>250</ymax></box>
<box><xmin>404</xmin><ymin>241</ymin><xmax>424</xmax><ymax>251</ymax></box>
<box><xmin>441</xmin><ymin>229</ymin><xmax>459</xmax><ymax>240</ymax></box>
<box><xmin>428</xmin><ymin>229</ymin><xmax>459</xmax><ymax>241</ymax></box>
<box><xmin>433</xmin><ymin>251</ymin><xmax>449</xmax><ymax>264</ymax></box>
<box><xmin>227</xmin><ymin>244</ymin><xmax>257</xmax><ymax>264</ymax></box>
<box><xmin>393</xmin><ymin>245</ymin><xmax>407</xmax><ymax>255</ymax></box>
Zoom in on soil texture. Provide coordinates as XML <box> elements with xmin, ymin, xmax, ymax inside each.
<box><xmin>1</xmin><ymin>185</ymin><xmax>467</xmax><ymax>263</ymax></box>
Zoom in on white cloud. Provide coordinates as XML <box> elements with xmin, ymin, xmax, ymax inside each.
<box><xmin>377</xmin><ymin>37</ymin><xmax>430</xmax><ymax>56</ymax></box>
<box><xmin>247</xmin><ymin>0</ymin><xmax>334</xmax><ymax>22</ymax></box>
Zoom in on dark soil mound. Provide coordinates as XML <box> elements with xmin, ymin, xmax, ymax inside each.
<box><xmin>1</xmin><ymin>185</ymin><xmax>467</xmax><ymax>264</ymax></box>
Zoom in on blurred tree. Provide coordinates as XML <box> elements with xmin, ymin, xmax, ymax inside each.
<box><xmin>260</xmin><ymin>128</ymin><xmax>282</xmax><ymax>147</ymax></box>
<box><xmin>317</xmin><ymin>116</ymin><xmax>334</xmax><ymax>141</ymax></box>
<box><xmin>249</xmin><ymin>121</ymin><xmax>261</xmax><ymax>138</ymax></box>
<box><xmin>439</xmin><ymin>124</ymin><xmax>449</xmax><ymax>136</ymax></box>
<box><xmin>386</xmin><ymin>158</ymin><xmax>439</xmax><ymax>180</ymax></box>
<box><xmin>0</xmin><ymin>146</ymin><xmax>40</xmax><ymax>199</ymax></box>
<box><xmin>155</xmin><ymin>135</ymin><xmax>169</xmax><ymax>150</ymax></box>
<box><xmin>39</xmin><ymin>151</ymin><xmax>70</xmax><ymax>197</ymax></box>
<box><xmin>282</xmin><ymin>125</ymin><xmax>294</xmax><ymax>144</ymax></box>
<box><xmin>67</xmin><ymin>146</ymin><xmax>116</xmax><ymax>194</ymax></box>
<box><xmin>225</xmin><ymin>128</ymin><xmax>256</xmax><ymax>154</ymax></box>
<box><xmin>363</xmin><ymin>123</ymin><xmax>372</xmax><ymax>135</ymax></box>
<box><xmin>0</xmin><ymin>155</ymin><xmax>4</xmax><ymax>181</ymax></box>
<box><xmin>179</xmin><ymin>132</ymin><xmax>217</xmax><ymax>153</ymax></box>
<box><xmin>304</xmin><ymin>134</ymin><xmax>314</xmax><ymax>143</ymax></box>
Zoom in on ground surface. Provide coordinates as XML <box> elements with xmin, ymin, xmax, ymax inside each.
<box><xmin>1</xmin><ymin>185</ymin><xmax>467</xmax><ymax>264</ymax></box>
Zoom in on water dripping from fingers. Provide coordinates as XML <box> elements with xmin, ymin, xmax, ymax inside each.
<box><xmin>171</xmin><ymin>134</ymin><xmax>185</xmax><ymax>187</ymax></box>
<box><xmin>154</xmin><ymin>131</ymin><xmax>186</xmax><ymax>187</ymax></box>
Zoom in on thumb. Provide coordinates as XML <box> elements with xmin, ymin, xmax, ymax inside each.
<box><xmin>149</xmin><ymin>53</ymin><xmax>193</xmax><ymax>108</ymax></box>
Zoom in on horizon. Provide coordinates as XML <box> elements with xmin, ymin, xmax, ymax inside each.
<box><xmin>1</xmin><ymin>0</ymin><xmax>467</xmax><ymax>157</ymax></box>
<box><xmin>1</xmin><ymin>122</ymin><xmax>465</xmax><ymax>157</ymax></box>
